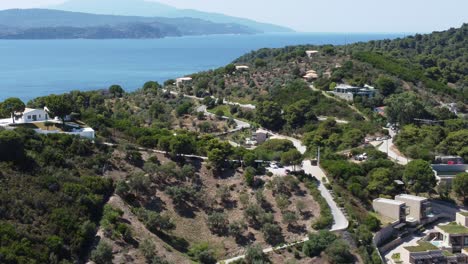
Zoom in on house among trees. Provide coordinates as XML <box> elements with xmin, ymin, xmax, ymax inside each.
<box><xmin>330</xmin><ymin>84</ymin><xmax>375</xmax><ymax>101</ymax></box>
<box><xmin>372</xmin><ymin>194</ymin><xmax>435</xmax><ymax>226</ymax></box>
<box><xmin>235</xmin><ymin>65</ymin><xmax>249</xmax><ymax>71</ymax></box>
<box><xmin>0</xmin><ymin>106</ymin><xmax>95</xmax><ymax>139</ymax></box>
<box><xmin>176</xmin><ymin>77</ymin><xmax>193</xmax><ymax>88</ymax></box>
<box><xmin>15</xmin><ymin>107</ymin><xmax>49</xmax><ymax>123</ymax></box>
<box><xmin>305</xmin><ymin>50</ymin><xmax>319</xmax><ymax>58</ymax></box>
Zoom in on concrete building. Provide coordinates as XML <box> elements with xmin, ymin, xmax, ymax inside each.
<box><xmin>432</xmin><ymin>164</ymin><xmax>468</xmax><ymax>185</ymax></box>
<box><xmin>253</xmin><ymin>130</ymin><xmax>268</xmax><ymax>144</ymax></box>
<box><xmin>434</xmin><ymin>155</ymin><xmax>464</xmax><ymax>165</ymax></box>
<box><xmin>395</xmin><ymin>194</ymin><xmax>433</xmax><ymax>224</ymax></box>
<box><xmin>373</xmin><ymin>198</ymin><xmax>407</xmax><ymax>222</ymax></box>
<box><xmin>456</xmin><ymin>212</ymin><xmax>468</xmax><ymax>230</ymax></box>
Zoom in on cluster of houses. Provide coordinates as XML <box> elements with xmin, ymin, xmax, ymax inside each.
<box><xmin>402</xmin><ymin>212</ymin><xmax>468</xmax><ymax>264</ymax></box>
<box><xmin>373</xmin><ymin>193</ymin><xmax>468</xmax><ymax>264</ymax></box>
<box><xmin>0</xmin><ymin>107</ymin><xmax>95</xmax><ymax>139</ymax></box>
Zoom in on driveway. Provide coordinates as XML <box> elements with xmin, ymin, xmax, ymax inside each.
<box><xmin>264</xmin><ymin>131</ymin><xmax>349</xmax><ymax>231</ymax></box>
<box><xmin>371</xmin><ymin>129</ymin><xmax>410</xmax><ymax>165</ymax></box>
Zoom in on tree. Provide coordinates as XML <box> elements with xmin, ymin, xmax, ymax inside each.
<box><xmin>225</xmin><ymin>63</ymin><xmax>236</xmax><ymax>74</ymax></box>
<box><xmin>375</xmin><ymin>76</ymin><xmax>398</xmax><ymax>96</ymax></box>
<box><xmin>46</xmin><ymin>95</ymin><xmax>72</xmax><ymax>126</ymax></box>
<box><xmin>453</xmin><ymin>172</ymin><xmax>468</xmax><ymax>202</ymax></box>
<box><xmin>139</xmin><ymin>239</ymin><xmax>156</xmax><ymax>261</ymax></box>
<box><xmin>243</xmin><ymin>152</ymin><xmax>256</xmax><ymax>167</ymax></box>
<box><xmin>385</xmin><ymin>92</ymin><xmax>430</xmax><ymax>126</ymax></box>
<box><xmin>262</xmin><ymin>223</ymin><xmax>283</xmax><ymax>245</ymax></box>
<box><xmin>284</xmin><ymin>99</ymin><xmax>317</xmax><ymax>129</ymax></box>
<box><xmin>403</xmin><ymin>159</ymin><xmax>436</xmax><ymax>194</ymax></box>
<box><xmin>302</xmin><ymin>230</ymin><xmax>337</xmax><ymax>257</ymax></box>
<box><xmin>109</xmin><ymin>85</ymin><xmax>125</xmax><ymax>98</ymax></box>
<box><xmin>282</xmin><ymin>211</ymin><xmax>298</xmax><ymax>226</ymax></box>
<box><xmin>255</xmin><ymin>101</ymin><xmax>284</xmax><ymax>131</ymax></box>
<box><xmin>1</xmin><ymin>97</ymin><xmax>25</xmax><ymax>124</ymax></box>
<box><xmin>90</xmin><ymin>241</ymin><xmax>113</xmax><ymax>264</ymax></box>
<box><xmin>215</xmin><ymin>109</ymin><xmax>224</xmax><ymax>120</ymax></box>
<box><xmin>366</xmin><ymin>168</ymin><xmax>395</xmax><ymax>196</ymax></box>
<box><xmin>254</xmin><ymin>58</ymin><xmax>267</xmax><ymax>67</ymax></box>
<box><xmin>281</xmin><ymin>149</ymin><xmax>302</xmax><ymax>171</ymax></box>
<box><xmin>0</xmin><ymin>130</ymin><xmax>25</xmax><ymax>162</ymax></box>
<box><xmin>364</xmin><ymin>215</ymin><xmax>381</xmax><ymax>232</ymax></box>
<box><xmin>207</xmin><ymin>212</ymin><xmax>228</xmax><ymax>233</ymax></box>
<box><xmin>244</xmin><ymin>166</ymin><xmax>256</xmax><ymax>187</ymax></box>
<box><xmin>188</xmin><ymin>243</ymin><xmax>216</xmax><ymax>264</ymax></box>
<box><xmin>245</xmin><ymin>244</ymin><xmax>267</xmax><ymax>264</ymax></box>
<box><xmin>325</xmin><ymin>240</ymin><xmax>354</xmax><ymax>264</ymax></box>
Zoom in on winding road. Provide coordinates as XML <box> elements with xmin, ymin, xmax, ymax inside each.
<box><xmin>161</xmin><ymin>89</ymin><xmax>349</xmax><ymax>263</ymax></box>
<box><xmin>370</xmin><ymin>129</ymin><xmax>410</xmax><ymax>165</ymax></box>
<box><xmin>219</xmin><ymin>129</ymin><xmax>349</xmax><ymax>264</ymax></box>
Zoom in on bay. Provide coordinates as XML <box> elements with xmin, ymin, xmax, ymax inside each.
<box><xmin>0</xmin><ymin>33</ymin><xmax>405</xmax><ymax>102</ymax></box>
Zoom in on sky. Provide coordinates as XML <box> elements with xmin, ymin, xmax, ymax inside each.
<box><xmin>0</xmin><ymin>0</ymin><xmax>467</xmax><ymax>32</ymax></box>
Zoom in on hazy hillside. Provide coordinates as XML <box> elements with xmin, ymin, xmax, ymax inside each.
<box><xmin>51</xmin><ymin>0</ymin><xmax>294</xmax><ymax>33</ymax></box>
<box><xmin>0</xmin><ymin>9</ymin><xmax>258</xmax><ymax>39</ymax></box>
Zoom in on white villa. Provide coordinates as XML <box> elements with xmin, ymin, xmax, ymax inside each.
<box><xmin>0</xmin><ymin>107</ymin><xmax>95</xmax><ymax>139</ymax></box>
<box><xmin>14</xmin><ymin>108</ymin><xmax>49</xmax><ymax>123</ymax></box>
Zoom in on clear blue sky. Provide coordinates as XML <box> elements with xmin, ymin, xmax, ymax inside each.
<box><xmin>1</xmin><ymin>0</ymin><xmax>467</xmax><ymax>32</ymax></box>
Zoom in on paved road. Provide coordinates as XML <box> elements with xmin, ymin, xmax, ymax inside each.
<box><xmin>371</xmin><ymin>129</ymin><xmax>410</xmax><ymax>165</ymax></box>
<box><xmin>302</xmin><ymin>160</ymin><xmax>349</xmax><ymax>231</ymax></box>
<box><xmin>196</xmin><ymin>105</ymin><xmax>251</xmax><ymax>133</ymax></box>
<box><xmin>257</xmin><ymin>129</ymin><xmax>348</xmax><ymax>230</ymax></box>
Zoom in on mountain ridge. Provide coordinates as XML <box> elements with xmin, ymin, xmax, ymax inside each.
<box><xmin>50</xmin><ymin>0</ymin><xmax>294</xmax><ymax>33</ymax></box>
<box><xmin>0</xmin><ymin>8</ymin><xmax>259</xmax><ymax>39</ymax></box>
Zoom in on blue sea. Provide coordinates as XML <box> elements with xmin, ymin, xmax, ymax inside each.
<box><xmin>0</xmin><ymin>33</ymin><xmax>405</xmax><ymax>102</ymax></box>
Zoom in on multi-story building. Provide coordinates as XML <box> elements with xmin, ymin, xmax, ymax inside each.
<box><xmin>402</xmin><ymin>212</ymin><xmax>468</xmax><ymax>264</ymax></box>
<box><xmin>373</xmin><ymin>198</ymin><xmax>407</xmax><ymax>223</ymax></box>
<box><xmin>395</xmin><ymin>194</ymin><xmax>433</xmax><ymax>225</ymax></box>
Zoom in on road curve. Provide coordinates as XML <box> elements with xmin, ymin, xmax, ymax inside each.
<box><xmin>218</xmin><ymin>130</ymin><xmax>349</xmax><ymax>264</ymax></box>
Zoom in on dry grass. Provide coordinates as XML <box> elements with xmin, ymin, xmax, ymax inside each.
<box><xmin>100</xmin><ymin>149</ymin><xmax>322</xmax><ymax>262</ymax></box>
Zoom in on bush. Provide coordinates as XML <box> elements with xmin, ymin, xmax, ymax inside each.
<box><xmin>188</xmin><ymin>242</ymin><xmax>216</xmax><ymax>264</ymax></box>
<box><xmin>245</xmin><ymin>244</ymin><xmax>268</xmax><ymax>264</ymax></box>
<box><xmin>91</xmin><ymin>241</ymin><xmax>113</xmax><ymax>264</ymax></box>
<box><xmin>262</xmin><ymin>223</ymin><xmax>283</xmax><ymax>245</ymax></box>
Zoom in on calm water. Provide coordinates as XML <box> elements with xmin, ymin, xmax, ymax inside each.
<box><xmin>0</xmin><ymin>33</ymin><xmax>405</xmax><ymax>102</ymax></box>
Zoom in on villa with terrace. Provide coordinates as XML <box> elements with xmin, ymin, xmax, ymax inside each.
<box><xmin>329</xmin><ymin>84</ymin><xmax>376</xmax><ymax>101</ymax></box>
<box><xmin>401</xmin><ymin>212</ymin><xmax>468</xmax><ymax>264</ymax></box>
<box><xmin>0</xmin><ymin>107</ymin><xmax>95</xmax><ymax>139</ymax></box>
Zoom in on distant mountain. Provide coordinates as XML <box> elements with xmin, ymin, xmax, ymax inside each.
<box><xmin>0</xmin><ymin>9</ymin><xmax>258</xmax><ymax>39</ymax></box>
<box><xmin>50</xmin><ymin>0</ymin><xmax>294</xmax><ymax>33</ymax></box>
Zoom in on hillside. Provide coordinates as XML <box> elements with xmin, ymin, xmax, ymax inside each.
<box><xmin>1</xmin><ymin>24</ymin><xmax>467</xmax><ymax>264</ymax></box>
<box><xmin>50</xmin><ymin>0</ymin><xmax>294</xmax><ymax>33</ymax></box>
<box><xmin>0</xmin><ymin>9</ymin><xmax>257</xmax><ymax>39</ymax></box>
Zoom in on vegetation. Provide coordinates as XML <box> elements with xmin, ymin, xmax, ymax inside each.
<box><xmin>0</xmin><ymin>129</ymin><xmax>113</xmax><ymax>263</ymax></box>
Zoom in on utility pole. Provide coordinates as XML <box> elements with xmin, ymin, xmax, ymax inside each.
<box><xmin>317</xmin><ymin>146</ymin><xmax>321</xmax><ymax>166</ymax></box>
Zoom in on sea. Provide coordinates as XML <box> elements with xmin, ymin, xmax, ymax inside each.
<box><xmin>0</xmin><ymin>33</ymin><xmax>406</xmax><ymax>102</ymax></box>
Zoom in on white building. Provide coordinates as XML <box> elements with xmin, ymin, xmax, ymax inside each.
<box><xmin>15</xmin><ymin>108</ymin><xmax>49</xmax><ymax>123</ymax></box>
<box><xmin>235</xmin><ymin>65</ymin><xmax>250</xmax><ymax>71</ymax></box>
<box><xmin>176</xmin><ymin>77</ymin><xmax>193</xmax><ymax>88</ymax></box>
<box><xmin>306</xmin><ymin>50</ymin><xmax>319</xmax><ymax>58</ymax></box>
<box><xmin>373</xmin><ymin>198</ymin><xmax>407</xmax><ymax>222</ymax></box>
